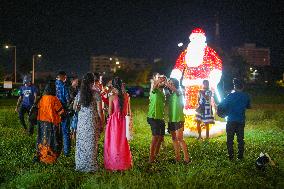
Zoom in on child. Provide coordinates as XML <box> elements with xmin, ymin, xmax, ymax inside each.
<box><xmin>195</xmin><ymin>80</ymin><xmax>215</xmax><ymax>139</ymax></box>
<box><xmin>166</xmin><ymin>78</ymin><xmax>190</xmax><ymax>163</ymax></box>
<box><xmin>147</xmin><ymin>73</ymin><xmax>166</xmax><ymax>163</ymax></box>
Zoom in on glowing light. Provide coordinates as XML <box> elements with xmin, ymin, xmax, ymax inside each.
<box><xmin>189</xmin><ymin>28</ymin><xmax>206</xmax><ymax>45</ymax></box>
<box><xmin>182</xmin><ymin>78</ymin><xmax>203</xmax><ymax>86</ymax></box>
<box><xmin>170</xmin><ymin>69</ymin><xmax>182</xmax><ymax>80</ymax></box>
<box><xmin>5</xmin><ymin>45</ymin><xmax>9</xmax><ymax>49</ymax></box>
<box><xmin>209</xmin><ymin>69</ymin><xmax>222</xmax><ymax>88</ymax></box>
<box><xmin>215</xmin><ymin>88</ymin><xmax>221</xmax><ymax>102</ymax></box>
<box><xmin>178</xmin><ymin>42</ymin><xmax>183</xmax><ymax>47</ymax></box>
<box><xmin>116</xmin><ymin>61</ymin><xmax>119</xmax><ymax>65</ymax></box>
<box><xmin>171</xmin><ymin>27</ymin><xmax>224</xmax><ymax>136</ymax></box>
<box><xmin>37</xmin><ymin>54</ymin><xmax>42</xmax><ymax>58</ymax></box>
<box><xmin>110</xmin><ymin>57</ymin><xmax>112</xmax><ymax>61</ymax></box>
<box><xmin>191</xmin><ymin>28</ymin><xmax>205</xmax><ymax>35</ymax></box>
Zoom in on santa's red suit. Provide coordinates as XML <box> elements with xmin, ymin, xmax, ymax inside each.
<box><xmin>171</xmin><ymin>28</ymin><xmax>222</xmax><ymax>115</ymax></box>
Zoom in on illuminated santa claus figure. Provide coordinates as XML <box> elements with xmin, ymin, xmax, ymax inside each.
<box><xmin>170</xmin><ymin>28</ymin><xmax>222</xmax><ymax>132</ymax></box>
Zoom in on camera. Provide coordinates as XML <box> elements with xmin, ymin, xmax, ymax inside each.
<box><xmin>158</xmin><ymin>75</ymin><xmax>167</xmax><ymax>83</ymax></box>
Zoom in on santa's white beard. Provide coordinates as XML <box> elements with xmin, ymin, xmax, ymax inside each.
<box><xmin>185</xmin><ymin>42</ymin><xmax>206</xmax><ymax>67</ymax></box>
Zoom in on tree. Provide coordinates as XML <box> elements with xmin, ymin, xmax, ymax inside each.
<box><xmin>0</xmin><ymin>63</ymin><xmax>4</xmax><ymax>81</ymax></box>
<box><xmin>221</xmin><ymin>55</ymin><xmax>250</xmax><ymax>93</ymax></box>
<box><xmin>135</xmin><ymin>68</ymin><xmax>151</xmax><ymax>85</ymax></box>
<box><xmin>231</xmin><ymin>56</ymin><xmax>249</xmax><ymax>80</ymax></box>
<box><xmin>152</xmin><ymin>59</ymin><xmax>174</xmax><ymax>77</ymax></box>
<box><xmin>114</xmin><ymin>69</ymin><xmax>136</xmax><ymax>84</ymax></box>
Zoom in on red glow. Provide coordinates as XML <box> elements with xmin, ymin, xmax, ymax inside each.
<box><xmin>191</xmin><ymin>28</ymin><xmax>206</xmax><ymax>35</ymax></box>
<box><xmin>174</xmin><ymin>47</ymin><xmax>222</xmax><ymax>80</ymax></box>
<box><xmin>174</xmin><ymin>47</ymin><xmax>222</xmax><ymax>110</ymax></box>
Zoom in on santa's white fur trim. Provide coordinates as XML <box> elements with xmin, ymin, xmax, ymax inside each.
<box><xmin>170</xmin><ymin>69</ymin><xmax>182</xmax><ymax>80</ymax></box>
<box><xmin>183</xmin><ymin>108</ymin><xmax>196</xmax><ymax>115</ymax></box>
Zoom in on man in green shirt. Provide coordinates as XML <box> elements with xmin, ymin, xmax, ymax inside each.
<box><xmin>147</xmin><ymin>73</ymin><xmax>166</xmax><ymax>163</ymax></box>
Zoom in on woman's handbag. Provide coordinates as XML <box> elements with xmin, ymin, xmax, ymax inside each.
<box><xmin>125</xmin><ymin>115</ymin><xmax>133</xmax><ymax>141</ymax></box>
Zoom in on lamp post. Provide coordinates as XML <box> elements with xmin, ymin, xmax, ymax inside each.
<box><xmin>32</xmin><ymin>54</ymin><xmax>42</xmax><ymax>83</ymax></box>
<box><xmin>5</xmin><ymin>45</ymin><xmax>17</xmax><ymax>83</ymax></box>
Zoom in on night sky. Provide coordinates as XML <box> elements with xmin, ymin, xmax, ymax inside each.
<box><xmin>0</xmin><ymin>0</ymin><xmax>283</xmax><ymax>76</ymax></box>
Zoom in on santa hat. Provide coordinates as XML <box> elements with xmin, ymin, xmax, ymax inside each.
<box><xmin>189</xmin><ymin>28</ymin><xmax>206</xmax><ymax>42</ymax></box>
<box><xmin>191</xmin><ymin>28</ymin><xmax>205</xmax><ymax>35</ymax></box>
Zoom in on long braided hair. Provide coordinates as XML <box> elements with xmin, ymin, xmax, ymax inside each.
<box><xmin>112</xmin><ymin>77</ymin><xmax>124</xmax><ymax>112</ymax></box>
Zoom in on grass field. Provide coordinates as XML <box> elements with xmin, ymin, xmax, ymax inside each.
<box><xmin>0</xmin><ymin>88</ymin><xmax>284</xmax><ymax>188</ymax></box>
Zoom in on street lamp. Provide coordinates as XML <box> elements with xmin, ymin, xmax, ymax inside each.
<box><xmin>5</xmin><ymin>45</ymin><xmax>17</xmax><ymax>83</ymax></box>
<box><xmin>32</xmin><ymin>54</ymin><xmax>42</xmax><ymax>83</ymax></box>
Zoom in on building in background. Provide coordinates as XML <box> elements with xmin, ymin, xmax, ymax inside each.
<box><xmin>90</xmin><ymin>55</ymin><xmax>150</xmax><ymax>73</ymax></box>
<box><xmin>232</xmin><ymin>43</ymin><xmax>271</xmax><ymax>83</ymax></box>
<box><xmin>233</xmin><ymin>43</ymin><xmax>270</xmax><ymax>67</ymax></box>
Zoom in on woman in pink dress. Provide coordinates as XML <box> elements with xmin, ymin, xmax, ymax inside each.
<box><xmin>104</xmin><ymin>77</ymin><xmax>132</xmax><ymax>171</ymax></box>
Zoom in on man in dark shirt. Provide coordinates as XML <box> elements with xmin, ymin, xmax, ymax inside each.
<box><xmin>55</xmin><ymin>71</ymin><xmax>71</xmax><ymax>156</ymax></box>
<box><xmin>15</xmin><ymin>75</ymin><xmax>38</xmax><ymax>135</ymax></box>
<box><xmin>219</xmin><ymin>78</ymin><xmax>251</xmax><ymax>160</ymax></box>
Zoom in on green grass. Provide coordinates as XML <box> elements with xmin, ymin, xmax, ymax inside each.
<box><xmin>0</xmin><ymin>95</ymin><xmax>284</xmax><ymax>189</ymax></box>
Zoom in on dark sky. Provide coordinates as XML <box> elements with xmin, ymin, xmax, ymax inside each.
<box><xmin>0</xmin><ymin>0</ymin><xmax>283</xmax><ymax>76</ymax></box>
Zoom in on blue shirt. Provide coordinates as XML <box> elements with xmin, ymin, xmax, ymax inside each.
<box><xmin>20</xmin><ymin>85</ymin><xmax>38</xmax><ymax>108</ymax></box>
<box><xmin>55</xmin><ymin>80</ymin><xmax>70</xmax><ymax>108</ymax></box>
<box><xmin>221</xmin><ymin>91</ymin><xmax>251</xmax><ymax>123</ymax></box>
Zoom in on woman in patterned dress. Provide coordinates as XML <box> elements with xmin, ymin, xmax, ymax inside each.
<box><xmin>75</xmin><ymin>73</ymin><xmax>103</xmax><ymax>172</ymax></box>
<box><xmin>104</xmin><ymin>77</ymin><xmax>132</xmax><ymax>171</ymax></box>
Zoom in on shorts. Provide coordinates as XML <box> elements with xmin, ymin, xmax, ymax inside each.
<box><xmin>147</xmin><ymin>117</ymin><xmax>165</xmax><ymax>136</ymax></box>
<box><xmin>168</xmin><ymin>122</ymin><xmax>184</xmax><ymax>133</ymax></box>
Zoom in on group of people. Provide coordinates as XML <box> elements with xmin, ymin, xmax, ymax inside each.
<box><xmin>146</xmin><ymin>72</ymin><xmax>251</xmax><ymax>162</ymax></box>
<box><xmin>14</xmin><ymin>69</ymin><xmax>250</xmax><ymax>173</ymax></box>
<box><xmin>147</xmin><ymin>73</ymin><xmax>190</xmax><ymax>164</ymax></box>
<box><xmin>147</xmin><ymin>73</ymin><xmax>217</xmax><ymax>164</ymax></box>
<box><xmin>15</xmin><ymin>71</ymin><xmax>132</xmax><ymax>172</ymax></box>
